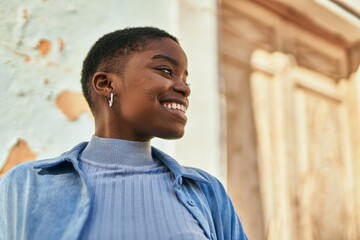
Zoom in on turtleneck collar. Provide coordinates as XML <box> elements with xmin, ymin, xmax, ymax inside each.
<box><xmin>80</xmin><ymin>135</ymin><xmax>157</xmax><ymax>168</ymax></box>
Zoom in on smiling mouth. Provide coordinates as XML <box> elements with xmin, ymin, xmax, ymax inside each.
<box><xmin>162</xmin><ymin>102</ymin><xmax>187</xmax><ymax>113</ymax></box>
<box><xmin>161</xmin><ymin>102</ymin><xmax>188</xmax><ymax>122</ymax></box>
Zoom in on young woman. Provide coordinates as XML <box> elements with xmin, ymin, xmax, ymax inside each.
<box><xmin>0</xmin><ymin>27</ymin><xmax>247</xmax><ymax>240</ymax></box>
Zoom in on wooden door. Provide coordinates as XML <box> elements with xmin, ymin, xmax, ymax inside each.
<box><xmin>250</xmin><ymin>49</ymin><xmax>358</xmax><ymax>239</ymax></box>
<box><xmin>221</xmin><ymin>1</ymin><xmax>360</xmax><ymax>239</ymax></box>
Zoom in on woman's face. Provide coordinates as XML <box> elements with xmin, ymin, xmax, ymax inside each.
<box><xmin>110</xmin><ymin>38</ymin><xmax>190</xmax><ymax>141</ymax></box>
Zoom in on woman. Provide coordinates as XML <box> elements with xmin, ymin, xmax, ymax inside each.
<box><xmin>0</xmin><ymin>27</ymin><xmax>247</xmax><ymax>240</ymax></box>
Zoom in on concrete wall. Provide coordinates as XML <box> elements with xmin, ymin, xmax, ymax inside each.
<box><xmin>0</xmin><ymin>0</ymin><xmax>223</xmax><ymax>180</ymax></box>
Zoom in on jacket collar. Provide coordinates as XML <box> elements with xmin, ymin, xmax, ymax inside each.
<box><xmin>33</xmin><ymin>142</ymin><xmax>209</xmax><ymax>185</ymax></box>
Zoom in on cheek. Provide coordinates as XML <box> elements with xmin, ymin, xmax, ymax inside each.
<box><xmin>119</xmin><ymin>92</ymin><xmax>158</xmax><ymax>119</ymax></box>
<box><xmin>146</xmin><ymin>76</ymin><xmax>169</xmax><ymax>89</ymax></box>
<box><xmin>142</xmin><ymin>82</ymin><xmax>169</xmax><ymax>102</ymax></box>
<box><xmin>120</xmin><ymin>77</ymin><xmax>170</xmax><ymax>114</ymax></box>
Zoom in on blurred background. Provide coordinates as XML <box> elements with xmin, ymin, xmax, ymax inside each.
<box><xmin>1</xmin><ymin>0</ymin><xmax>360</xmax><ymax>239</ymax></box>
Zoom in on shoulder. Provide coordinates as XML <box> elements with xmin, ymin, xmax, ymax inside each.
<box><xmin>152</xmin><ymin>147</ymin><xmax>225</xmax><ymax>189</ymax></box>
<box><xmin>0</xmin><ymin>142</ymin><xmax>87</xmax><ymax>186</ymax></box>
<box><xmin>0</xmin><ymin>159</ymin><xmax>50</xmax><ymax>208</ymax></box>
<box><xmin>0</xmin><ymin>158</ymin><xmax>56</xmax><ymax>189</ymax></box>
<box><xmin>1</xmin><ymin>159</ymin><xmax>45</xmax><ymax>182</ymax></box>
<box><xmin>183</xmin><ymin>166</ymin><xmax>226</xmax><ymax>192</ymax></box>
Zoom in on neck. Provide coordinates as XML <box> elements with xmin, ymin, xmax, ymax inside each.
<box><xmin>94</xmin><ymin>119</ymin><xmax>152</xmax><ymax>142</ymax></box>
<box><xmin>81</xmin><ymin>135</ymin><xmax>155</xmax><ymax>167</ymax></box>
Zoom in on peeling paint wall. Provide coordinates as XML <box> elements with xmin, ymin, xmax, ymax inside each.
<box><xmin>0</xmin><ymin>139</ymin><xmax>37</xmax><ymax>176</ymax></box>
<box><xmin>0</xmin><ymin>1</ymin><xmax>221</xmax><ymax>180</ymax></box>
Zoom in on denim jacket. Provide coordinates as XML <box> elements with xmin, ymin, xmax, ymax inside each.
<box><xmin>0</xmin><ymin>142</ymin><xmax>247</xmax><ymax>240</ymax></box>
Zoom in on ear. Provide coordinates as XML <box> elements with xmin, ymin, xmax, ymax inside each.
<box><xmin>92</xmin><ymin>72</ymin><xmax>113</xmax><ymax>97</ymax></box>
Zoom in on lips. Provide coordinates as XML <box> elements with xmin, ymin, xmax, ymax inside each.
<box><xmin>160</xmin><ymin>99</ymin><xmax>188</xmax><ymax>122</ymax></box>
<box><xmin>162</xmin><ymin>102</ymin><xmax>187</xmax><ymax>113</ymax></box>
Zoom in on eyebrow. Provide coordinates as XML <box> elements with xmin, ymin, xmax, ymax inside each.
<box><xmin>151</xmin><ymin>54</ymin><xmax>188</xmax><ymax>76</ymax></box>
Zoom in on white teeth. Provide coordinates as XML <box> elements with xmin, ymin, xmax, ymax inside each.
<box><xmin>163</xmin><ymin>102</ymin><xmax>187</xmax><ymax>113</ymax></box>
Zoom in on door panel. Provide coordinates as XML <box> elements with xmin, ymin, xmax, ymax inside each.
<box><xmin>250</xmin><ymin>49</ymin><xmax>358</xmax><ymax>239</ymax></box>
<box><xmin>221</xmin><ymin>1</ymin><xmax>360</xmax><ymax>239</ymax></box>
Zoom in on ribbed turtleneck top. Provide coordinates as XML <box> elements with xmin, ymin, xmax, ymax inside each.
<box><xmin>78</xmin><ymin>136</ymin><xmax>207</xmax><ymax>240</ymax></box>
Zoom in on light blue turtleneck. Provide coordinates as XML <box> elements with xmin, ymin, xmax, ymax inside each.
<box><xmin>78</xmin><ymin>136</ymin><xmax>207</xmax><ymax>240</ymax></box>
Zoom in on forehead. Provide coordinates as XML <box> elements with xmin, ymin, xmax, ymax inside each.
<box><xmin>140</xmin><ymin>38</ymin><xmax>188</xmax><ymax>65</ymax></box>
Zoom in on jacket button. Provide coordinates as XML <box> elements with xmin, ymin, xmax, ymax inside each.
<box><xmin>187</xmin><ymin>200</ymin><xmax>195</xmax><ymax>206</ymax></box>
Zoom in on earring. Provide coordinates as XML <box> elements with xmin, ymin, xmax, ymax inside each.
<box><xmin>109</xmin><ymin>93</ymin><xmax>114</xmax><ymax>107</ymax></box>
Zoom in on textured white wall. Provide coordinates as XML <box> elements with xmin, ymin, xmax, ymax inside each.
<box><xmin>0</xmin><ymin>0</ymin><xmax>222</xmax><ymax>180</ymax></box>
<box><xmin>178</xmin><ymin>0</ymin><xmax>223</xmax><ymax>180</ymax></box>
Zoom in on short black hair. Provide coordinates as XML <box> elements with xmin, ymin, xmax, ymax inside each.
<box><xmin>81</xmin><ymin>27</ymin><xmax>179</xmax><ymax>111</ymax></box>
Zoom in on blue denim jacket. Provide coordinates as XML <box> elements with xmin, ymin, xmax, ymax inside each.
<box><xmin>0</xmin><ymin>142</ymin><xmax>247</xmax><ymax>240</ymax></box>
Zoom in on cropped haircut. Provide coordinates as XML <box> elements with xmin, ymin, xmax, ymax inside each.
<box><xmin>80</xmin><ymin>27</ymin><xmax>179</xmax><ymax>111</ymax></box>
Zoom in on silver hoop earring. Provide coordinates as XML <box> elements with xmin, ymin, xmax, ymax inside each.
<box><xmin>109</xmin><ymin>93</ymin><xmax>114</xmax><ymax>107</ymax></box>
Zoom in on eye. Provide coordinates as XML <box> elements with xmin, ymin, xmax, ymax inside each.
<box><xmin>158</xmin><ymin>67</ymin><xmax>172</xmax><ymax>77</ymax></box>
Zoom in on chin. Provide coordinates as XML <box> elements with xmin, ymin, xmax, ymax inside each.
<box><xmin>159</xmin><ymin>129</ymin><xmax>185</xmax><ymax>140</ymax></box>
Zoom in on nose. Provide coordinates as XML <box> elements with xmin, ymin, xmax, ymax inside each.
<box><xmin>173</xmin><ymin>81</ymin><xmax>191</xmax><ymax>97</ymax></box>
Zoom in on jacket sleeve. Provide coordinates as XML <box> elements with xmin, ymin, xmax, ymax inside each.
<box><xmin>200</xmin><ymin>172</ymin><xmax>248</xmax><ymax>240</ymax></box>
<box><xmin>0</xmin><ymin>170</ymin><xmax>14</xmax><ymax>240</ymax></box>
<box><xmin>0</xmin><ymin>177</ymin><xmax>5</xmax><ymax>240</ymax></box>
